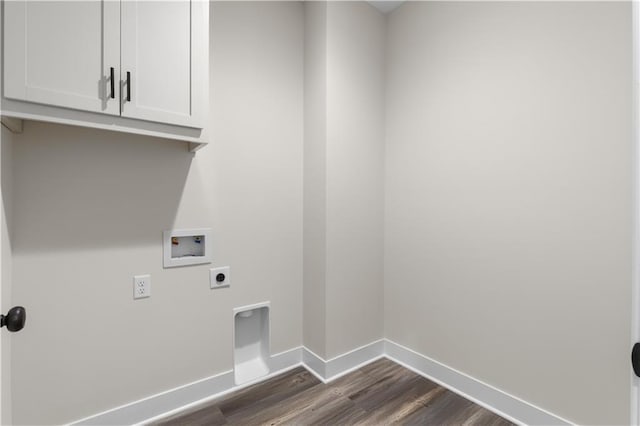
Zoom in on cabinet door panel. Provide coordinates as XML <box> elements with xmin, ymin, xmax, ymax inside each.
<box><xmin>3</xmin><ymin>1</ymin><xmax>120</xmax><ymax>115</ymax></box>
<box><xmin>121</xmin><ymin>1</ymin><xmax>203</xmax><ymax>128</ymax></box>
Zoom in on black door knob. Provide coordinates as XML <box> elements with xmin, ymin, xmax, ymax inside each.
<box><xmin>0</xmin><ymin>306</ymin><xmax>26</xmax><ymax>332</ymax></box>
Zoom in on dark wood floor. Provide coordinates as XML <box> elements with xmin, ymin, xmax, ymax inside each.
<box><xmin>154</xmin><ymin>358</ymin><xmax>513</xmax><ymax>425</ymax></box>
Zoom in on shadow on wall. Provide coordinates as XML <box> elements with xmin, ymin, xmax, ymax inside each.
<box><xmin>10</xmin><ymin>121</ymin><xmax>193</xmax><ymax>254</ymax></box>
<box><xmin>2</xmin><ymin>128</ymin><xmax>14</xmax><ymax>251</ymax></box>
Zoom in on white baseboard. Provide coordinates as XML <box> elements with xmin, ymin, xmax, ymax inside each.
<box><xmin>384</xmin><ymin>339</ymin><xmax>571</xmax><ymax>426</ymax></box>
<box><xmin>268</xmin><ymin>346</ymin><xmax>303</xmax><ymax>372</ymax></box>
<box><xmin>72</xmin><ymin>347</ymin><xmax>302</xmax><ymax>426</ymax></box>
<box><xmin>302</xmin><ymin>347</ymin><xmax>326</xmax><ymax>382</ymax></box>
<box><xmin>73</xmin><ymin>370</ymin><xmax>235</xmax><ymax>426</ymax></box>
<box><xmin>325</xmin><ymin>339</ymin><xmax>385</xmax><ymax>380</ymax></box>
<box><xmin>71</xmin><ymin>340</ymin><xmax>570</xmax><ymax>426</ymax></box>
<box><xmin>302</xmin><ymin>339</ymin><xmax>385</xmax><ymax>382</ymax></box>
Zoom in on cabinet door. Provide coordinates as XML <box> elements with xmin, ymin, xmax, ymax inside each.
<box><xmin>121</xmin><ymin>1</ymin><xmax>206</xmax><ymax>128</ymax></box>
<box><xmin>3</xmin><ymin>1</ymin><xmax>120</xmax><ymax>115</ymax></box>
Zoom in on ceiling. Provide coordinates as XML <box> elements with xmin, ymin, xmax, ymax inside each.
<box><xmin>367</xmin><ymin>1</ymin><xmax>406</xmax><ymax>14</ymax></box>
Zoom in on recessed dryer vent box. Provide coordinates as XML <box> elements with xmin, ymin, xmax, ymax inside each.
<box><xmin>163</xmin><ymin>228</ymin><xmax>212</xmax><ymax>268</ymax></box>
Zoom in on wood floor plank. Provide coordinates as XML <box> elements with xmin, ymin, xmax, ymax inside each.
<box><xmin>225</xmin><ymin>378</ymin><xmax>330</xmax><ymax>424</ymax></box>
<box><xmin>348</xmin><ymin>365</ymin><xmax>420</xmax><ymax>410</ymax></box>
<box><xmin>402</xmin><ymin>389</ymin><xmax>477</xmax><ymax>425</ymax></box>
<box><xmin>352</xmin><ymin>377</ymin><xmax>442</xmax><ymax>425</ymax></box>
<box><xmin>218</xmin><ymin>367</ymin><xmax>319</xmax><ymax>418</ymax></box>
<box><xmin>461</xmin><ymin>406</ymin><xmax>515</xmax><ymax>426</ymax></box>
<box><xmin>389</xmin><ymin>385</ymin><xmax>449</xmax><ymax>425</ymax></box>
<box><xmin>325</xmin><ymin>369</ymin><xmax>380</xmax><ymax>399</ymax></box>
<box><xmin>153</xmin><ymin>358</ymin><xmax>515</xmax><ymax>426</ymax></box>
<box><xmin>156</xmin><ymin>405</ymin><xmax>227</xmax><ymax>426</ymax></box>
<box><xmin>270</xmin><ymin>390</ymin><xmax>358</xmax><ymax>426</ymax></box>
<box><xmin>359</xmin><ymin>357</ymin><xmax>410</xmax><ymax>378</ymax></box>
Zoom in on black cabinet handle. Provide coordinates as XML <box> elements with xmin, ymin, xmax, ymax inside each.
<box><xmin>110</xmin><ymin>67</ymin><xmax>115</xmax><ymax>99</ymax></box>
<box><xmin>126</xmin><ymin>71</ymin><xmax>131</xmax><ymax>102</ymax></box>
<box><xmin>0</xmin><ymin>306</ymin><xmax>26</xmax><ymax>332</ymax></box>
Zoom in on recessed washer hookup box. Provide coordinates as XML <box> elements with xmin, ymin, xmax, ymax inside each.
<box><xmin>163</xmin><ymin>228</ymin><xmax>213</xmax><ymax>267</ymax></box>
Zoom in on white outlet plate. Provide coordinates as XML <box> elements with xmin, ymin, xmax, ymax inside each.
<box><xmin>133</xmin><ymin>275</ymin><xmax>151</xmax><ymax>299</ymax></box>
<box><xmin>210</xmin><ymin>266</ymin><xmax>230</xmax><ymax>289</ymax></box>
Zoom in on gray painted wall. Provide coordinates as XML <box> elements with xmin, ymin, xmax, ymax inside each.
<box><xmin>303</xmin><ymin>0</ymin><xmax>329</xmax><ymax>359</ymax></box>
<box><xmin>325</xmin><ymin>1</ymin><xmax>385</xmax><ymax>358</ymax></box>
<box><xmin>1</xmin><ymin>128</ymin><xmax>14</xmax><ymax>426</ymax></box>
<box><xmin>303</xmin><ymin>1</ymin><xmax>385</xmax><ymax>360</ymax></box>
<box><xmin>8</xmin><ymin>2</ymin><xmax>303</xmax><ymax>424</ymax></box>
<box><xmin>2</xmin><ymin>1</ymin><xmax>634</xmax><ymax>424</ymax></box>
<box><xmin>384</xmin><ymin>2</ymin><xmax>632</xmax><ymax>424</ymax></box>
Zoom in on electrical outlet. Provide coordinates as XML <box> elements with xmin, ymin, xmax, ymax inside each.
<box><xmin>133</xmin><ymin>275</ymin><xmax>151</xmax><ymax>299</ymax></box>
<box><xmin>210</xmin><ymin>266</ymin><xmax>230</xmax><ymax>289</ymax></box>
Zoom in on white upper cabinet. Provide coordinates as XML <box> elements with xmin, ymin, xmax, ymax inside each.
<box><xmin>121</xmin><ymin>1</ymin><xmax>205</xmax><ymax>128</ymax></box>
<box><xmin>2</xmin><ymin>0</ymin><xmax>208</xmax><ymax>146</ymax></box>
<box><xmin>3</xmin><ymin>1</ymin><xmax>121</xmax><ymax>116</ymax></box>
